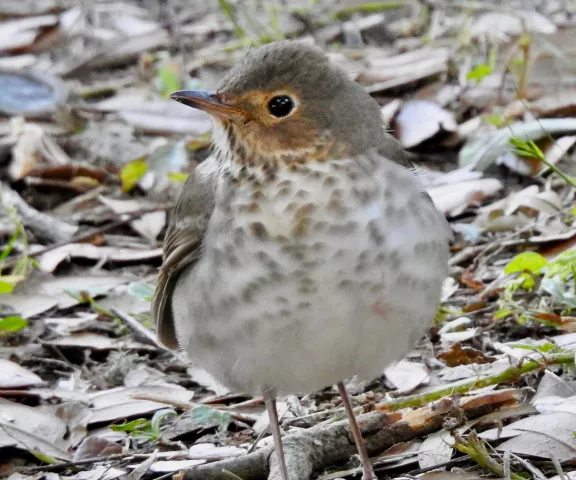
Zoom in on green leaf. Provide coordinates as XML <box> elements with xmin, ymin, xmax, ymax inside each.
<box><xmin>505</xmin><ymin>252</ymin><xmax>548</xmax><ymax>290</ymax></box>
<box><xmin>505</xmin><ymin>252</ymin><xmax>548</xmax><ymax>274</ymax></box>
<box><xmin>0</xmin><ymin>279</ymin><xmax>15</xmax><ymax>293</ymax></box>
<box><xmin>120</xmin><ymin>158</ymin><xmax>148</xmax><ymax>192</ymax></box>
<box><xmin>127</xmin><ymin>281</ymin><xmax>155</xmax><ymax>301</ymax></box>
<box><xmin>111</xmin><ymin>418</ymin><xmax>149</xmax><ymax>432</ymax></box>
<box><xmin>467</xmin><ymin>63</ymin><xmax>493</xmax><ymax>83</ymax></box>
<box><xmin>0</xmin><ymin>315</ymin><xmax>28</xmax><ymax>335</ymax></box>
<box><xmin>494</xmin><ymin>309</ymin><xmax>514</xmax><ymax>320</ymax></box>
<box><xmin>547</xmin><ymin>249</ymin><xmax>576</xmax><ymax>281</ymax></box>
<box><xmin>157</xmin><ymin>65</ymin><xmax>181</xmax><ymax>98</ymax></box>
<box><xmin>189</xmin><ymin>405</ymin><xmax>232</xmax><ymax>432</ymax></box>
<box><xmin>30</xmin><ymin>451</ymin><xmax>59</xmax><ymax>464</ymax></box>
<box><xmin>150</xmin><ymin>408</ymin><xmax>176</xmax><ymax>435</ymax></box>
<box><xmin>167</xmin><ymin>172</ymin><xmax>189</xmax><ymax>183</ymax></box>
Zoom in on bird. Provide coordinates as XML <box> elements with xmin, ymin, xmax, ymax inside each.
<box><xmin>152</xmin><ymin>40</ymin><xmax>451</xmax><ymax>480</ymax></box>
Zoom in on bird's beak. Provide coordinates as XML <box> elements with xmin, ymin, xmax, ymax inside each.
<box><xmin>170</xmin><ymin>90</ymin><xmax>248</xmax><ymax>120</ymax></box>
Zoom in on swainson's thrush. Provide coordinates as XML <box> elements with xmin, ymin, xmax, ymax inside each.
<box><xmin>153</xmin><ymin>40</ymin><xmax>451</xmax><ymax>480</ymax></box>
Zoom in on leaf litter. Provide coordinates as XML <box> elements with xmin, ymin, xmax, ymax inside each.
<box><xmin>1</xmin><ymin>0</ymin><xmax>576</xmax><ymax>479</ymax></box>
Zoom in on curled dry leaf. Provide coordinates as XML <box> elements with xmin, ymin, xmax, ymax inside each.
<box><xmin>187</xmin><ymin>443</ymin><xmax>246</xmax><ymax>460</ymax></box>
<box><xmin>394</xmin><ymin>100</ymin><xmax>457</xmax><ymax>149</ymax></box>
<box><xmin>89</xmin><ymin>93</ymin><xmax>211</xmax><ymax>135</ymax></box>
<box><xmin>384</xmin><ymin>360</ymin><xmax>429</xmax><ymax>394</ymax></box>
<box><xmin>0</xmin><ymin>399</ymin><xmax>70</xmax><ymax>459</ymax></box>
<box><xmin>418</xmin><ymin>430</ymin><xmax>453</xmax><ymax>470</ymax></box>
<box><xmin>480</xmin><ymin>411</ymin><xmax>576</xmax><ymax>461</ymax></box>
<box><xmin>36</xmin><ymin>244</ymin><xmax>162</xmax><ymax>272</ymax></box>
<box><xmin>99</xmin><ymin>197</ymin><xmax>166</xmax><ymax>243</ymax></box>
<box><xmin>470</xmin><ymin>11</ymin><xmax>556</xmax><ymax>41</ymax></box>
<box><xmin>74</xmin><ymin>436</ymin><xmax>123</xmax><ymax>461</ymax></box>
<box><xmin>428</xmin><ymin>178</ymin><xmax>503</xmax><ymax>217</ymax></box>
<box><xmin>1</xmin><ymin>274</ymin><xmax>131</xmax><ymax>317</ymax></box>
<box><xmin>0</xmin><ymin>15</ymin><xmax>59</xmax><ymax>53</ymax></box>
<box><xmin>459</xmin><ymin>118</ymin><xmax>576</xmax><ymax>171</ymax></box>
<box><xmin>0</xmin><ymin>359</ymin><xmax>43</xmax><ymax>388</ymax></box>
<box><xmin>147</xmin><ymin>460</ymin><xmax>205</xmax><ymax>472</ymax></box>
<box><xmin>44</xmin><ymin>333</ymin><xmax>155</xmax><ymax>352</ymax></box>
<box><xmin>88</xmin><ymin>385</ymin><xmax>194</xmax><ymax>425</ymax></box>
<box><xmin>541</xmin><ymin>135</ymin><xmax>576</xmax><ymax>173</ymax></box>
<box><xmin>437</xmin><ymin>342</ymin><xmax>496</xmax><ymax>368</ymax></box>
<box><xmin>361</xmin><ymin>47</ymin><xmax>450</xmax><ymax>94</ymax></box>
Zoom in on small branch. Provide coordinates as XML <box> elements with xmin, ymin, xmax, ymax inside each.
<box><xmin>1</xmin><ymin>205</ymin><xmax>172</xmax><ymax>271</ymax></box>
<box><xmin>378</xmin><ymin>352</ymin><xmax>575</xmax><ymax>411</ymax></box>
<box><xmin>1</xmin><ymin>183</ymin><xmax>78</xmax><ymax>243</ymax></box>
<box><xmin>183</xmin><ymin>389</ymin><xmax>518</xmax><ymax>480</ymax></box>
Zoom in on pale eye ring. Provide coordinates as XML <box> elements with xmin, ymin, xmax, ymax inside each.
<box><xmin>267</xmin><ymin>95</ymin><xmax>294</xmax><ymax>118</ymax></box>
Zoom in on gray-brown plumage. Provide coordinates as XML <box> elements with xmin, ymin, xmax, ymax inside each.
<box><xmin>152</xmin><ymin>40</ymin><xmax>451</xmax><ymax>480</ymax></box>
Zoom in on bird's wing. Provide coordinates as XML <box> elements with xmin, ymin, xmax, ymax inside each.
<box><xmin>378</xmin><ymin>137</ymin><xmax>454</xmax><ymax>241</ymax></box>
<box><xmin>152</xmin><ymin>158</ymin><xmax>217</xmax><ymax>349</ymax></box>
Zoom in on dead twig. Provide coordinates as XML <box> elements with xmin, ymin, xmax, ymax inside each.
<box><xmin>1</xmin><ymin>182</ymin><xmax>78</xmax><ymax>243</ymax></box>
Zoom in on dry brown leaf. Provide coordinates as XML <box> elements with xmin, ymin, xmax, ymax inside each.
<box><xmin>437</xmin><ymin>343</ymin><xmax>495</xmax><ymax>367</ymax></box>
<box><xmin>74</xmin><ymin>436</ymin><xmax>123</xmax><ymax>461</ymax></box>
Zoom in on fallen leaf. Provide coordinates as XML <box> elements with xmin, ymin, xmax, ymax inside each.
<box><xmin>0</xmin><ymin>359</ymin><xmax>43</xmax><ymax>388</ymax></box>
<box><xmin>36</xmin><ymin>244</ymin><xmax>162</xmax><ymax>272</ymax></box>
<box><xmin>187</xmin><ymin>443</ymin><xmax>246</xmax><ymax>460</ymax></box>
<box><xmin>428</xmin><ymin>178</ymin><xmax>503</xmax><ymax>217</ymax></box>
<box><xmin>394</xmin><ymin>100</ymin><xmax>457</xmax><ymax>148</ymax></box>
<box><xmin>437</xmin><ymin>343</ymin><xmax>495</xmax><ymax>367</ymax></box>
<box><xmin>459</xmin><ymin>118</ymin><xmax>576</xmax><ymax>171</ymax></box>
<box><xmin>418</xmin><ymin>430</ymin><xmax>453</xmax><ymax>469</ymax></box>
<box><xmin>88</xmin><ymin>385</ymin><xmax>194</xmax><ymax>425</ymax></box>
<box><xmin>481</xmin><ymin>411</ymin><xmax>576</xmax><ymax>461</ymax></box>
<box><xmin>384</xmin><ymin>360</ymin><xmax>429</xmax><ymax>394</ymax></box>
<box><xmin>74</xmin><ymin>436</ymin><xmax>123</xmax><ymax>461</ymax></box>
<box><xmin>44</xmin><ymin>333</ymin><xmax>154</xmax><ymax>352</ymax></box>
<box><xmin>1</xmin><ymin>274</ymin><xmax>131</xmax><ymax>317</ymax></box>
<box><xmin>0</xmin><ymin>399</ymin><xmax>70</xmax><ymax>459</ymax></box>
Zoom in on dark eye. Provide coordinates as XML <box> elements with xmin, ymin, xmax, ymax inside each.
<box><xmin>267</xmin><ymin>95</ymin><xmax>294</xmax><ymax>118</ymax></box>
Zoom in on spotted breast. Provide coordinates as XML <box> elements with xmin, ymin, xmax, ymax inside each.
<box><xmin>171</xmin><ymin>150</ymin><xmax>450</xmax><ymax>396</ymax></box>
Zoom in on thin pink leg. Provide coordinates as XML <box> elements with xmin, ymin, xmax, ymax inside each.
<box><xmin>263</xmin><ymin>390</ymin><xmax>290</xmax><ymax>480</ymax></box>
<box><xmin>337</xmin><ymin>382</ymin><xmax>377</xmax><ymax>480</ymax></box>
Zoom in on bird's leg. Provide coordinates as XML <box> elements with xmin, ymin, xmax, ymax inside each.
<box><xmin>263</xmin><ymin>388</ymin><xmax>290</xmax><ymax>480</ymax></box>
<box><xmin>337</xmin><ymin>382</ymin><xmax>377</xmax><ymax>480</ymax></box>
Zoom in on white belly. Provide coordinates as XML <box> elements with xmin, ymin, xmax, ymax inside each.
<box><xmin>172</xmin><ymin>158</ymin><xmax>450</xmax><ymax>395</ymax></box>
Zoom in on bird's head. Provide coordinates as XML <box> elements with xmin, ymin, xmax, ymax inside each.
<box><xmin>171</xmin><ymin>41</ymin><xmax>385</xmax><ymax>166</ymax></box>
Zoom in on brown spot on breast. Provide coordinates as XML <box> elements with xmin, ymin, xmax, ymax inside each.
<box><xmin>292</xmin><ymin>218</ymin><xmax>311</xmax><ymax>238</ymax></box>
<box><xmin>294</xmin><ymin>203</ymin><xmax>316</xmax><ymax>219</ymax></box>
<box><xmin>251</xmin><ymin>190</ymin><xmax>264</xmax><ymax>200</ymax></box>
<box><xmin>249</xmin><ymin>222</ymin><xmax>269</xmax><ymax>239</ymax></box>
<box><xmin>367</xmin><ymin>220</ymin><xmax>385</xmax><ymax>246</ymax></box>
<box><xmin>313</xmin><ymin>221</ymin><xmax>329</xmax><ymax>233</ymax></box>
<box><xmin>312</xmin><ymin>242</ymin><xmax>326</xmax><ymax>252</ymax></box>
<box><xmin>276</xmin><ymin>187</ymin><xmax>291</xmax><ymax>198</ymax></box>
<box><xmin>295</xmin><ymin>189</ymin><xmax>310</xmax><ymax>199</ymax></box>
<box><xmin>297</xmin><ymin>301</ymin><xmax>311</xmax><ymax>310</ymax></box>
<box><xmin>323</xmin><ymin>175</ymin><xmax>337</xmax><ymax>187</ymax></box>
<box><xmin>339</xmin><ymin>279</ymin><xmax>353</xmax><ymax>288</ymax></box>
